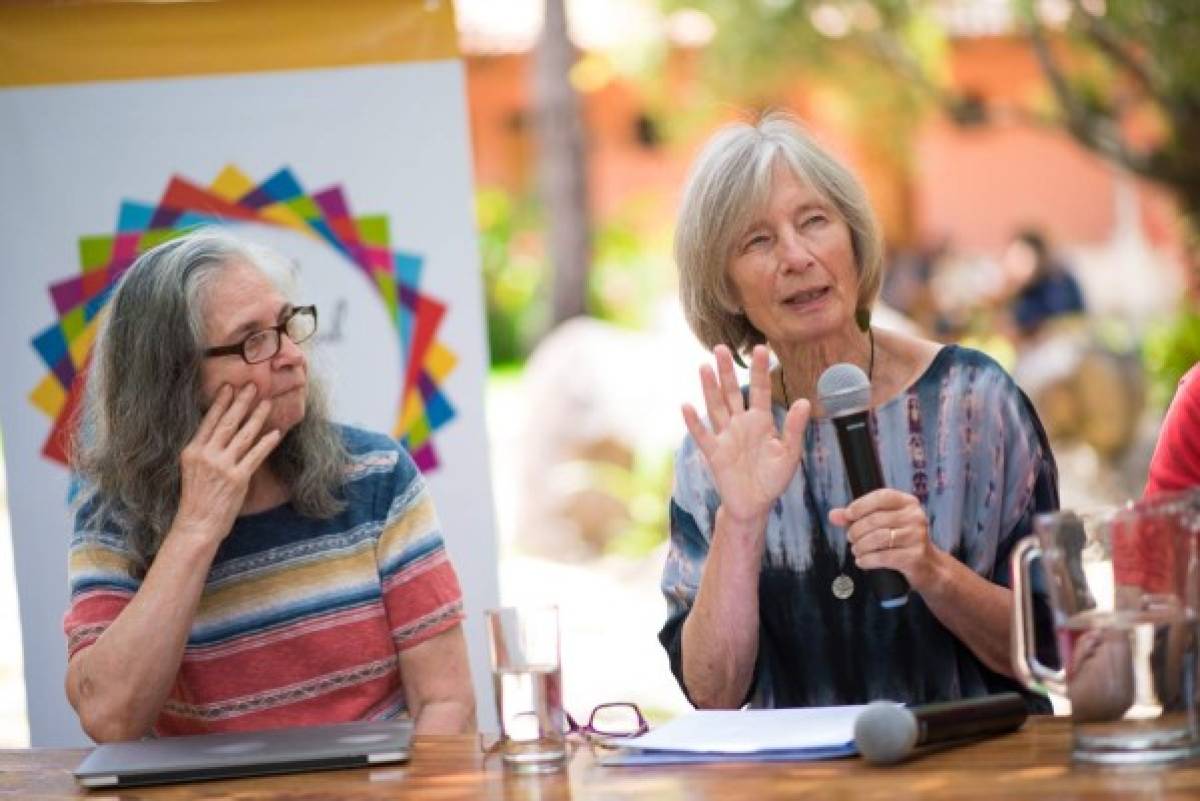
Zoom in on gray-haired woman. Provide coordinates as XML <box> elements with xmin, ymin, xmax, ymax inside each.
<box><xmin>659</xmin><ymin>113</ymin><xmax>1059</xmax><ymax>711</ymax></box>
<box><xmin>64</xmin><ymin>229</ymin><xmax>474</xmax><ymax>742</ymax></box>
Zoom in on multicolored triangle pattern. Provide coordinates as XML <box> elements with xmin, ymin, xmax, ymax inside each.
<box><xmin>28</xmin><ymin>165</ymin><xmax>457</xmax><ymax>472</ymax></box>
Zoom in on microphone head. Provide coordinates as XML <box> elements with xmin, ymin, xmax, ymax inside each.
<box><xmin>817</xmin><ymin>363</ymin><xmax>871</xmax><ymax>417</ymax></box>
<box><xmin>854</xmin><ymin>702</ymin><xmax>918</xmax><ymax>765</ymax></box>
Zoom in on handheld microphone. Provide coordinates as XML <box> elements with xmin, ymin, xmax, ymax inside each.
<box><xmin>817</xmin><ymin>363</ymin><xmax>909</xmax><ymax>608</ymax></box>
<box><xmin>854</xmin><ymin>692</ymin><xmax>1028</xmax><ymax>765</ymax></box>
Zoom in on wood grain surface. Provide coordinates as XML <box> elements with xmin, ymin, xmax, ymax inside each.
<box><xmin>4</xmin><ymin>717</ymin><xmax>1199</xmax><ymax>800</ymax></box>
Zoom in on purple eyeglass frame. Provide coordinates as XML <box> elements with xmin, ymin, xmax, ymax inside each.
<box><xmin>564</xmin><ymin>702</ymin><xmax>649</xmax><ymax>738</ymax></box>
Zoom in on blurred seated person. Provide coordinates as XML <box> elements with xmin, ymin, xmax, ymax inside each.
<box><xmin>659</xmin><ymin>112</ymin><xmax>1059</xmax><ymax>712</ymax></box>
<box><xmin>878</xmin><ymin>239</ymin><xmax>947</xmax><ymax>337</ymax></box>
<box><xmin>64</xmin><ymin>230</ymin><xmax>474</xmax><ymax>742</ymax></box>
<box><xmin>1000</xmin><ymin>228</ymin><xmax>1085</xmax><ymax>343</ymax></box>
<box><xmin>999</xmin><ymin>229</ymin><xmax>1141</xmax><ymax>458</ymax></box>
<box><xmin>1145</xmin><ymin>364</ymin><xmax>1200</xmax><ymax>496</ymax></box>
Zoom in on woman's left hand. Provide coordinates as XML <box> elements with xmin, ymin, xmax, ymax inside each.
<box><xmin>829</xmin><ymin>489</ymin><xmax>936</xmax><ymax>590</ymax></box>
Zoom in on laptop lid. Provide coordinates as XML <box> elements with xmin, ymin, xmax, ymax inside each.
<box><xmin>74</xmin><ymin>719</ymin><xmax>412</xmax><ymax>788</ymax></box>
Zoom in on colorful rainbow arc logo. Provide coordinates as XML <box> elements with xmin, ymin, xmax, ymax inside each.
<box><xmin>28</xmin><ymin>165</ymin><xmax>457</xmax><ymax>472</ymax></box>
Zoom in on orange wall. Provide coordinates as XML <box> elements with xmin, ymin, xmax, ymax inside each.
<box><xmin>465</xmin><ymin>51</ymin><xmax>689</xmax><ymax>233</ymax></box>
<box><xmin>462</xmin><ymin>36</ymin><xmax>1182</xmax><ymax>257</ymax></box>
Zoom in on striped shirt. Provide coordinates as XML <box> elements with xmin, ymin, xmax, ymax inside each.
<box><xmin>63</xmin><ymin>425</ymin><xmax>465</xmax><ymax>735</ymax></box>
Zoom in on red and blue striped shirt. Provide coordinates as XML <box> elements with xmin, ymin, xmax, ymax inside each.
<box><xmin>63</xmin><ymin>425</ymin><xmax>465</xmax><ymax>735</ymax></box>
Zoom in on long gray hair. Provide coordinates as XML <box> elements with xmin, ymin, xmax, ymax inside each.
<box><xmin>73</xmin><ymin>229</ymin><xmax>347</xmax><ymax>573</ymax></box>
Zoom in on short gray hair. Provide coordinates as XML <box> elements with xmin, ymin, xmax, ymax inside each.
<box><xmin>675</xmin><ymin>111</ymin><xmax>884</xmax><ymax>356</ymax></box>
<box><xmin>73</xmin><ymin>228</ymin><xmax>347</xmax><ymax>573</ymax></box>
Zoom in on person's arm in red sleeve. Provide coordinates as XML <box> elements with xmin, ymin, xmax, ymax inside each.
<box><xmin>1145</xmin><ymin>365</ymin><xmax>1200</xmax><ymax>498</ymax></box>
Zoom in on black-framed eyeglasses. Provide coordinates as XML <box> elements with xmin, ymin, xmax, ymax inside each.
<box><xmin>203</xmin><ymin>305</ymin><xmax>318</xmax><ymax>365</ymax></box>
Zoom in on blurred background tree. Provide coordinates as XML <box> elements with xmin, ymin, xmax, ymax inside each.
<box><xmin>661</xmin><ymin>0</ymin><xmax>1200</xmax><ymax>391</ymax></box>
<box><xmin>663</xmin><ymin>0</ymin><xmax>1200</xmax><ymax>232</ymax></box>
<box><xmin>536</xmin><ymin>0</ymin><xmax>593</xmax><ymax>327</ymax></box>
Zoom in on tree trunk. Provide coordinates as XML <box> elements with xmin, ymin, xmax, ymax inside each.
<box><xmin>534</xmin><ymin>0</ymin><xmax>590</xmax><ymax>327</ymax></box>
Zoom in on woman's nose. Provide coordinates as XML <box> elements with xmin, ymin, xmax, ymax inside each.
<box><xmin>273</xmin><ymin>331</ymin><xmax>305</xmax><ymax>367</ymax></box>
<box><xmin>777</xmin><ymin>228</ymin><xmax>813</xmax><ymax>271</ymax></box>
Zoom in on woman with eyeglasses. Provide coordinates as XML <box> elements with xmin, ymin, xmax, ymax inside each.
<box><xmin>63</xmin><ymin>229</ymin><xmax>474</xmax><ymax>742</ymax></box>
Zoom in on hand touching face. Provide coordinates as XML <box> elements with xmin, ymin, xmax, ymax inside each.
<box><xmin>198</xmin><ymin>260</ymin><xmax>309</xmax><ymax>437</ymax></box>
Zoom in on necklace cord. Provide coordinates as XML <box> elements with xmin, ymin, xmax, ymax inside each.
<box><xmin>780</xmin><ymin>327</ymin><xmax>875</xmax><ymax>408</ymax></box>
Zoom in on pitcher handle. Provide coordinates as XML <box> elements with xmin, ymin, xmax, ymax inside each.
<box><xmin>1011</xmin><ymin>535</ymin><xmax>1068</xmax><ymax>696</ymax></box>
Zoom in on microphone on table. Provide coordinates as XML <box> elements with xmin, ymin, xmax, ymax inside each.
<box><xmin>854</xmin><ymin>692</ymin><xmax>1029</xmax><ymax>765</ymax></box>
<box><xmin>817</xmin><ymin>363</ymin><xmax>909</xmax><ymax>608</ymax></box>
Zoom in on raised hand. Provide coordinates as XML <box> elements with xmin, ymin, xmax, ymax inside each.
<box><xmin>681</xmin><ymin>345</ymin><xmax>811</xmax><ymax>524</ymax></box>
<box><xmin>172</xmin><ymin>383</ymin><xmax>282</xmax><ymax>546</ymax></box>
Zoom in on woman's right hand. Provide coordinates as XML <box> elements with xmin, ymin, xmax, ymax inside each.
<box><xmin>681</xmin><ymin>344</ymin><xmax>810</xmax><ymax>525</ymax></box>
<box><xmin>172</xmin><ymin>383</ymin><xmax>282</xmax><ymax>545</ymax></box>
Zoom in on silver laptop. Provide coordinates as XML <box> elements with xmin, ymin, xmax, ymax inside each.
<box><xmin>74</xmin><ymin>718</ymin><xmax>412</xmax><ymax>788</ymax></box>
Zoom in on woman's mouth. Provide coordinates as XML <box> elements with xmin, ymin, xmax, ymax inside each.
<box><xmin>274</xmin><ymin>385</ymin><xmax>305</xmax><ymax>399</ymax></box>
<box><xmin>783</xmin><ymin>286</ymin><xmax>831</xmax><ymax>309</ymax></box>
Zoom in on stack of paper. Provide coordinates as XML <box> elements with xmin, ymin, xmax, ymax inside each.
<box><xmin>597</xmin><ymin>705</ymin><xmax>867</xmax><ymax>766</ymax></box>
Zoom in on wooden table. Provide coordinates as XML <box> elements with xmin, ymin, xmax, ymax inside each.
<box><xmin>4</xmin><ymin>717</ymin><xmax>1200</xmax><ymax>800</ymax></box>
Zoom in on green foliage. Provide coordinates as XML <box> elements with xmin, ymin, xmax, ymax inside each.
<box><xmin>1143</xmin><ymin>306</ymin><xmax>1200</xmax><ymax>410</ymax></box>
<box><xmin>476</xmin><ymin>188</ymin><xmax>549</xmax><ymax>366</ymax></box>
<box><xmin>659</xmin><ymin>2</ymin><xmax>931</xmax><ymax>111</ymax></box>
<box><xmin>544</xmin><ymin>446</ymin><xmax>674</xmax><ymax>559</ymax></box>
<box><xmin>478</xmin><ymin>185</ymin><xmax>676</xmax><ymax>361</ymax></box>
<box><xmin>593</xmin><ymin>448</ymin><xmax>676</xmax><ymax>558</ymax></box>
<box><xmin>588</xmin><ymin>202</ymin><xmax>673</xmax><ymax>330</ymax></box>
<box><xmin>658</xmin><ymin>0</ymin><xmax>1200</xmax><ymax>229</ymax></box>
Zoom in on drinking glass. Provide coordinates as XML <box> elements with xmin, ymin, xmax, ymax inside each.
<box><xmin>485</xmin><ymin>606</ymin><xmax>567</xmax><ymax>773</ymax></box>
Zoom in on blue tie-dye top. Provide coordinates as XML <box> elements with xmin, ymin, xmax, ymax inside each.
<box><xmin>659</xmin><ymin>345</ymin><xmax>1058</xmax><ymax>711</ymax></box>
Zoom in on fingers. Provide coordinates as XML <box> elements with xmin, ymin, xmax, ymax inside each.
<box><xmin>194</xmin><ymin>384</ymin><xmax>235</xmax><ymax>444</ymax></box>
<box><xmin>227</xmin><ymin>398</ymin><xmax>273</xmax><ymax>459</ymax></box>
<box><xmin>780</xmin><ymin>397</ymin><xmax>810</xmax><ymax>463</ymax></box>
<box><xmin>844</xmin><ymin>509</ymin><xmax>903</xmax><ymax>545</ymax></box>
<box><xmin>238</xmin><ymin>427</ymin><xmax>282</xmax><ymax>474</ymax></box>
<box><xmin>715</xmin><ymin>345</ymin><xmax>744</xmax><ymax>416</ymax></box>
<box><xmin>747</xmin><ymin>345</ymin><xmax>771</xmax><ymax>411</ymax></box>
<box><xmin>836</xmin><ymin>488</ymin><xmax>915</xmax><ymax>524</ymax></box>
<box><xmin>771</xmin><ymin>397</ymin><xmax>810</xmax><ymax>485</ymax></box>
<box><xmin>848</xmin><ymin>522</ymin><xmax>902</xmax><ymax>559</ymax></box>
<box><xmin>681</xmin><ymin>403</ymin><xmax>717</xmax><ymax>459</ymax></box>
<box><xmin>828</xmin><ymin>506</ymin><xmax>850</xmax><ymax>528</ymax></box>
<box><xmin>211</xmin><ymin>384</ymin><xmax>260</xmax><ymax>448</ymax></box>
<box><xmin>829</xmin><ymin>489</ymin><xmax>927</xmax><ymax>560</ymax></box>
<box><xmin>699</xmin><ymin>364</ymin><xmax>730</xmax><ymax>431</ymax></box>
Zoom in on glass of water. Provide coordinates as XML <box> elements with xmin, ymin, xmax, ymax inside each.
<box><xmin>485</xmin><ymin>606</ymin><xmax>566</xmax><ymax>773</ymax></box>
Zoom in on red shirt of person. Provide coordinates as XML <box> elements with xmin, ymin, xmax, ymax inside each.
<box><xmin>1115</xmin><ymin>365</ymin><xmax>1200</xmax><ymax>595</ymax></box>
<box><xmin>1145</xmin><ymin>365</ymin><xmax>1200</xmax><ymax>498</ymax></box>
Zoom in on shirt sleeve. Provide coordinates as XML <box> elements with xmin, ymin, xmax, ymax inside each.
<box><xmin>1145</xmin><ymin>365</ymin><xmax>1200</xmax><ymax>497</ymax></box>
<box><xmin>986</xmin><ymin>373</ymin><xmax>1062</xmax><ymax>675</ymax></box>
<box><xmin>61</xmin><ymin>501</ymin><xmax>140</xmax><ymax>660</ymax></box>
<box><xmin>988</xmin><ymin>379</ymin><xmax>1060</xmax><ymax>585</ymax></box>
<box><xmin>375</xmin><ymin>451</ymin><xmax>465</xmax><ymax>652</ymax></box>
<box><xmin>657</xmin><ymin>434</ymin><xmax>720</xmax><ymax>705</ymax></box>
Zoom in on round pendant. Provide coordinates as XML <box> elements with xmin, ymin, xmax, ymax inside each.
<box><xmin>831</xmin><ymin>574</ymin><xmax>854</xmax><ymax>600</ymax></box>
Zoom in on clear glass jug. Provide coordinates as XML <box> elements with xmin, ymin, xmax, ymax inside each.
<box><xmin>1012</xmin><ymin>490</ymin><xmax>1200</xmax><ymax>764</ymax></box>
